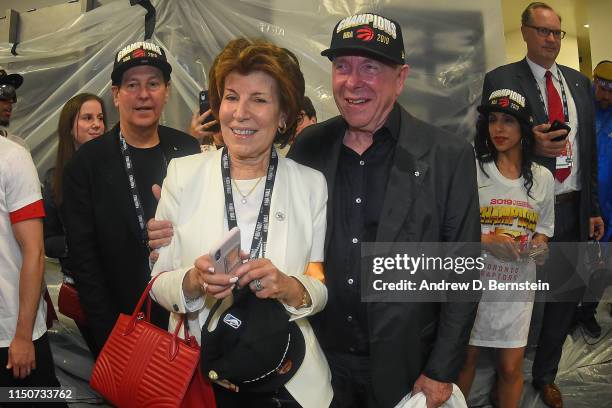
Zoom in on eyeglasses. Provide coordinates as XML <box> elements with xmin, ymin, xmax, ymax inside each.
<box><xmin>524</xmin><ymin>24</ymin><xmax>566</xmax><ymax>39</ymax></box>
<box><xmin>0</xmin><ymin>84</ymin><xmax>17</xmax><ymax>103</ymax></box>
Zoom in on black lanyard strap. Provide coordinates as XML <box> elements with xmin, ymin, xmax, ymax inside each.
<box><xmin>220</xmin><ymin>146</ymin><xmax>278</xmax><ymax>259</ymax></box>
<box><xmin>534</xmin><ymin>68</ymin><xmax>570</xmax><ymax>123</ymax></box>
<box><xmin>118</xmin><ymin>131</ymin><xmax>168</xmax><ymax>250</ymax></box>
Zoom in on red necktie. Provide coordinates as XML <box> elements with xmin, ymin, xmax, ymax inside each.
<box><xmin>545</xmin><ymin>71</ymin><xmax>571</xmax><ymax>182</ymax></box>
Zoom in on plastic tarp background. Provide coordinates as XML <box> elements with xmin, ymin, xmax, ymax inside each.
<box><xmin>0</xmin><ymin>0</ymin><xmax>506</xmax><ymax>177</ymax></box>
<box><xmin>3</xmin><ymin>1</ymin><xmax>610</xmax><ymax>406</ymax></box>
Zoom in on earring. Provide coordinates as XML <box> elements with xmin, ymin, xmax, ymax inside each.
<box><xmin>278</xmin><ymin>121</ymin><xmax>287</xmax><ymax>134</ymax></box>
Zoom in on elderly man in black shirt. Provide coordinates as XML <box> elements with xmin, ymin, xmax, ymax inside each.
<box><xmin>287</xmin><ymin>13</ymin><xmax>480</xmax><ymax>408</ymax></box>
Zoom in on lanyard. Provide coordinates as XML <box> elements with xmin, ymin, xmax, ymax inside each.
<box><xmin>534</xmin><ymin>69</ymin><xmax>570</xmax><ymax>123</ymax></box>
<box><xmin>118</xmin><ymin>131</ymin><xmax>168</xmax><ymax>249</ymax></box>
<box><xmin>220</xmin><ymin>146</ymin><xmax>278</xmax><ymax>259</ymax></box>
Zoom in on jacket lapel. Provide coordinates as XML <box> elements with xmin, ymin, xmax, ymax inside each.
<box><xmin>265</xmin><ymin>156</ymin><xmax>289</xmax><ymax>270</ymax></box>
<box><xmin>559</xmin><ymin>66</ymin><xmax>589</xmax><ymax>154</ymax></box>
<box><xmin>375</xmin><ymin>109</ymin><xmax>429</xmax><ymax>242</ymax></box>
<box><xmin>100</xmin><ymin>126</ymin><xmax>144</xmax><ymax>242</ymax></box>
<box><xmin>158</xmin><ymin>128</ymin><xmax>185</xmax><ymax>161</ymax></box>
<box><xmin>322</xmin><ymin>121</ymin><xmax>345</xmax><ymax>255</ymax></box>
<box><xmin>516</xmin><ymin>58</ymin><xmax>548</xmax><ymax>124</ymax></box>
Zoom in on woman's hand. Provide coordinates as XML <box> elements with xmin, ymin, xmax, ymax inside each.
<box><xmin>182</xmin><ymin>254</ymin><xmax>238</xmax><ymax>300</ymax></box>
<box><xmin>482</xmin><ymin>234</ymin><xmax>520</xmax><ymax>262</ymax></box>
<box><xmin>234</xmin><ymin>257</ymin><xmax>306</xmax><ymax>307</ymax></box>
<box><xmin>529</xmin><ymin>233</ymin><xmax>549</xmax><ymax>266</ymax></box>
<box><xmin>189</xmin><ymin>109</ymin><xmax>219</xmax><ymax>143</ymax></box>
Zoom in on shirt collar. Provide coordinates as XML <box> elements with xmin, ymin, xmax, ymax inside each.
<box><xmin>526</xmin><ymin>56</ymin><xmax>559</xmax><ymax>80</ymax></box>
<box><xmin>340</xmin><ymin>102</ymin><xmax>401</xmax><ymax>141</ymax></box>
<box><xmin>383</xmin><ymin>103</ymin><xmax>401</xmax><ymax>141</ymax></box>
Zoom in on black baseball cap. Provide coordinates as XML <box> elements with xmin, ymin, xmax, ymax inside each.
<box><xmin>0</xmin><ymin>69</ymin><xmax>23</xmax><ymax>89</ymax></box>
<box><xmin>0</xmin><ymin>69</ymin><xmax>23</xmax><ymax>102</ymax></box>
<box><xmin>200</xmin><ymin>287</ymin><xmax>305</xmax><ymax>393</ymax></box>
<box><xmin>321</xmin><ymin>13</ymin><xmax>405</xmax><ymax>65</ymax></box>
<box><xmin>478</xmin><ymin>89</ymin><xmax>533</xmax><ymax>125</ymax></box>
<box><xmin>111</xmin><ymin>41</ymin><xmax>172</xmax><ymax>85</ymax></box>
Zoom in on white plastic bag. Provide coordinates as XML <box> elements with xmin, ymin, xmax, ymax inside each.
<box><xmin>393</xmin><ymin>384</ymin><xmax>467</xmax><ymax>408</ymax></box>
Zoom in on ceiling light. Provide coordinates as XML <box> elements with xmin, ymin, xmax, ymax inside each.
<box><xmin>584</xmin><ymin>24</ymin><xmax>590</xmax><ymax>28</ymax></box>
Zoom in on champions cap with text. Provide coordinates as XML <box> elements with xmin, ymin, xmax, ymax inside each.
<box><xmin>111</xmin><ymin>41</ymin><xmax>172</xmax><ymax>85</ymax></box>
<box><xmin>321</xmin><ymin>13</ymin><xmax>405</xmax><ymax>65</ymax></box>
<box><xmin>594</xmin><ymin>60</ymin><xmax>612</xmax><ymax>91</ymax></box>
<box><xmin>478</xmin><ymin>89</ymin><xmax>533</xmax><ymax>125</ymax></box>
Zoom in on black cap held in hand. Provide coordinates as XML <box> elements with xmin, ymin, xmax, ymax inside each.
<box><xmin>200</xmin><ymin>286</ymin><xmax>305</xmax><ymax>393</ymax></box>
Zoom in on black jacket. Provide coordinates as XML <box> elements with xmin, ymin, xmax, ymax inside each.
<box><xmin>288</xmin><ymin>104</ymin><xmax>480</xmax><ymax>407</ymax></box>
<box><xmin>62</xmin><ymin>124</ymin><xmax>200</xmax><ymax>354</ymax></box>
<box><xmin>482</xmin><ymin>58</ymin><xmax>600</xmax><ymax>240</ymax></box>
<box><xmin>42</xmin><ymin>168</ymin><xmax>70</xmax><ymax>272</ymax></box>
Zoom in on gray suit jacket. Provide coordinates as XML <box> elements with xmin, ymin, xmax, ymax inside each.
<box><xmin>289</xmin><ymin>104</ymin><xmax>480</xmax><ymax>407</ymax></box>
<box><xmin>482</xmin><ymin>58</ymin><xmax>600</xmax><ymax>240</ymax></box>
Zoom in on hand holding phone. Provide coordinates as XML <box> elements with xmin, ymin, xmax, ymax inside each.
<box><xmin>209</xmin><ymin>227</ymin><xmax>241</xmax><ymax>275</ymax></box>
<box><xmin>548</xmin><ymin>120</ymin><xmax>571</xmax><ymax>142</ymax></box>
<box><xmin>199</xmin><ymin>90</ymin><xmax>221</xmax><ymax>132</ymax></box>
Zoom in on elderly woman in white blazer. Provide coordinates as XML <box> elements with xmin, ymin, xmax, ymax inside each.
<box><xmin>150</xmin><ymin>38</ymin><xmax>332</xmax><ymax>408</ymax></box>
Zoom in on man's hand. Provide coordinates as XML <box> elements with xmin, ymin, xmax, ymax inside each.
<box><xmin>533</xmin><ymin>123</ymin><xmax>567</xmax><ymax>157</ymax></box>
<box><xmin>412</xmin><ymin>374</ymin><xmax>452</xmax><ymax>408</ymax></box>
<box><xmin>590</xmin><ymin>216</ymin><xmax>605</xmax><ymax>241</ymax></box>
<box><xmin>6</xmin><ymin>335</ymin><xmax>35</xmax><ymax>379</ymax></box>
<box><xmin>148</xmin><ymin>184</ymin><xmax>173</xmax><ymax>263</ymax></box>
<box><xmin>10</xmin><ymin>218</ymin><xmax>44</xmax><ymax>380</ymax></box>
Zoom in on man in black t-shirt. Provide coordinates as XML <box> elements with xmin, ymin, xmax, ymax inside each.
<box><xmin>62</xmin><ymin>41</ymin><xmax>200</xmax><ymax>356</ymax></box>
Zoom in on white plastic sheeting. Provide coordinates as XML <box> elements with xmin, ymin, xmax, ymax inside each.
<box><xmin>0</xmin><ymin>0</ymin><xmax>505</xmax><ymax>177</ymax></box>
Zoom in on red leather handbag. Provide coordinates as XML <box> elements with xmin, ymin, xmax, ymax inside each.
<box><xmin>58</xmin><ymin>282</ymin><xmax>86</xmax><ymax>325</ymax></box>
<box><xmin>90</xmin><ymin>275</ymin><xmax>216</xmax><ymax>408</ymax></box>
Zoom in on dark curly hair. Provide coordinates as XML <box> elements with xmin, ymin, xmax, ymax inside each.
<box><xmin>474</xmin><ymin>112</ymin><xmax>536</xmax><ymax>198</ymax></box>
<box><xmin>208</xmin><ymin>38</ymin><xmax>305</xmax><ymax>146</ymax></box>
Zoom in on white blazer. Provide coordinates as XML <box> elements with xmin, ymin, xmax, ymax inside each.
<box><xmin>151</xmin><ymin>148</ymin><xmax>333</xmax><ymax>408</ymax></box>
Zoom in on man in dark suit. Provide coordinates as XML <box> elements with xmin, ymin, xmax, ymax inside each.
<box><xmin>62</xmin><ymin>41</ymin><xmax>200</xmax><ymax>356</ymax></box>
<box><xmin>287</xmin><ymin>13</ymin><xmax>480</xmax><ymax>408</ymax></box>
<box><xmin>481</xmin><ymin>3</ymin><xmax>604</xmax><ymax>407</ymax></box>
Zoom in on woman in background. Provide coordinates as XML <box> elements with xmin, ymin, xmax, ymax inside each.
<box><xmin>42</xmin><ymin>93</ymin><xmax>106</xmax><ymax>353</ymax></box>
<box><xmin>457</xmin><ymin>89</ymin><xmax>554</xmax><ymax>407</ymax></box>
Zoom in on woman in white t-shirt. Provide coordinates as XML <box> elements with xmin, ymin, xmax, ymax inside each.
<box><xmin>457</xmin><ymin>89</ymin><xmax>554</xmax><ymax>406</ymax></box>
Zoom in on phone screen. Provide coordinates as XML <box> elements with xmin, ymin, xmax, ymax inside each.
<box><xmin>223</xmin><ymin>246</ymin><xmax>241</xmax><ymax>275</ymax></box>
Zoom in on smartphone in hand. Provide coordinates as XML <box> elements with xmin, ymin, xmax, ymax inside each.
<box><xmin>548</xmin><ymin>120</ymin><xmax>571</xmax><ymax>142</ymax></box>
<box><xmin>199</xmin><ymin>90</ymin><xmax>220</xmax><ymax>132</ymax></box>
<box><xmin>209</xmin><ymin>227</ymin><xmax>241</xmax><ymax>275</ymax></box>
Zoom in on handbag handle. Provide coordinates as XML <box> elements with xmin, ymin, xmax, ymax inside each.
<box><xmin>125</xmin><ymin>273</ymin><xmax>161</xmax><ymax>332</ymax></box>
<box><xmin>124</xmin><ymin>273</ymin><xmax>198</xmax><ymax>361</ymax></box>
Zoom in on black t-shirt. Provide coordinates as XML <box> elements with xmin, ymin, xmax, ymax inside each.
<box><xmin>128</xmin><ymin>143</ymin><xmax>167</xmax><ymax>222</ymax></box>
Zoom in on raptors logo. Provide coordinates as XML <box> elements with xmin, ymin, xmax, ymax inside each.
<box><xmin>499</xmin><ymin>97</ymin><xmax>510</xmax><ymax>108</ymax></box>
<box><xmin>132</xmin><ymin>49</ymin><xmax>146</xmax><ymax>58</ymax></box>
<box><xmin>356</xmin><ymin>26</ymin><xmax>374</xmax><ymax>41</ymax></box>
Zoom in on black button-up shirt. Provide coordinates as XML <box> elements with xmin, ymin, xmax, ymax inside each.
<box><xmin>313</xmin><ymin>104</ymin><xmax>400</xmax><ymax>355</ymax></box>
